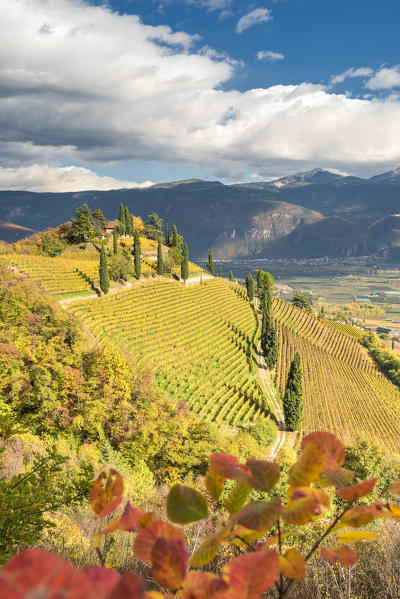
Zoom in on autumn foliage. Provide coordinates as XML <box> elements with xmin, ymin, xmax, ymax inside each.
<box><xmin>1</xmin><ymin>431</ymin><xmax>400</xmax><ymax>599</ymax></box>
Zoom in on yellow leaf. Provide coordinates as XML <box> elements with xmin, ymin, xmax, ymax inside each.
<box><xmin>287</xmin><ymin>442</ymin><xmax>327</xmax><ymax>488</ymax></box>
<box><xmin>337</xmin><ymin>530</ymin><xmax>380</xmax><ymax>543</ymax></box>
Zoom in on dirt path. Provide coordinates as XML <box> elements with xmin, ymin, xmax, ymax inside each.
<box><xmin>60</xmin><ymin>281</ymin><xmax>134</xmax><ymax>306</ymax></box>
<box><xmin>184</xmin><ymin>273</ymin><xmax>213</xmax><ymax>285</ymax></box>
<box><xmin>256</xmin><ymin>341</ymin><xmax>287</xmax><ymax>459</ymax></box>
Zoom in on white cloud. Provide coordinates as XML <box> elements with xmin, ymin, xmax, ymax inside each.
<box><xmin>366</xmin><ymin>66</ymin><xmax>400</xmax><ymax>90</ymax></box>
<box><xmin>0</xmin><ymin>164</ymin><xmax>153</xmax><ymax>192</ymax></box>
<box><xmin>330</xmin><ymin>67</ymin><xmax>373</xmax><ymax>85</ymax></box>
<box><xmin>236</xmin><ymin>8</ymin><xmax>272</xmax><ymax>34</ymax></box>
<box><xmin>2</xmin><ymin>0</ymin><xmax>400</xmax><ymax>190</ymax></box>
<box><xmin>257</xmin><ymin>50</ymin><xmax>284</xmax><ymax>62</ymax></box>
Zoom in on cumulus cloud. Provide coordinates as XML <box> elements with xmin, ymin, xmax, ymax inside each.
<box><xmin>330</xmin><ymin>66</ymin><xmax>373</xmax><ymax>85</ymax></box>
<box><xmin>257</xmin><ymin>50</ymin><xmax>284</xmax><ymax>62</ymax></box>
<box><xmin>236</xmin><ymin>8</ymin><xmax>272</xmax><ymax>33</ymax></box>
<box><xmin>366</xmin><ymin>66</ymin><xmax>400</xmax><ymax>90</ymax></box>
<box><xmin>0</xmin><ymin>164</ymin><xmax>153</xmax><ymax>193</ymax></box>
<box><xmin>2</xmin><ymin>0</ymin><xmax>400</xmax><ymax>190</ymax></box>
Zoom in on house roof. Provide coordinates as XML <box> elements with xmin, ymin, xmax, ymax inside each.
<box><xmin>106</xmin><ymin>221</ymin><xmax>118</xmax><ymax>229</ymax></box>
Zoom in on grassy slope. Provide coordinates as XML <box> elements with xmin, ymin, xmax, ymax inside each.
<box><xmin>273</xmin><ymin>297</ymin><xmax>400</xmax><ymax>452</ymax></box>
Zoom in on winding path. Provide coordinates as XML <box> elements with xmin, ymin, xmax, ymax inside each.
<box><xmin>256</xmin><ymin>341</ymin><xmax>287</xmax><ymax>459</ymax></box>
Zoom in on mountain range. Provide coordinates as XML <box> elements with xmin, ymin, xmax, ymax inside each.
<box><xmin>1</xmin><ymin>167</ymin><xmax>400</xmax><ymax>261</ymax></box>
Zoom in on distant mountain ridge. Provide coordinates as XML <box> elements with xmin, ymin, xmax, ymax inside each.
<box><xmin>1</xmin><ymin>167</ymin><xmax>400</xmax><ymax>260</ymax></box>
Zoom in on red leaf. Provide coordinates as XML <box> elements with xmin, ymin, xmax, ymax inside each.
<box><xmin>236</xmin><ymin>496</ymin><xmax>282</xmax><ymax>532</ymax></box>
<box><xmin>223</xmin><ymin>549</ymin><xmax>280</xmax><ymax>598</ymax></box>
<box><xmin>134</xmin><ymin>521</ymin><xmax>186</xmax><ymax>565</ymax></box>
<box><xmin>108</xmin><ymin>572</ymin><xmax>146</xmax><ymax>599</ymax></box>
<box><xmin>335</xmin><ymin>478</ymin><xmax>377</xmax><ymax>501</ymax></box>
<box><xmin>0</xmin><ymin>549</ymin><xmax>93</xmax><ymax>599</ymax></box>
<box><xmin>340</xmin><ymin>505</ymin><xmax>375</xmax><ymax>528</ymax></box>
<box><xmin>119</xmin><ymin>501</ymin><xmax>146</xmax><ymax>531</ymax></box>
<box><xmin>245</xmin><ymin>460</ymin><xmax>280</xmax><ymax>492</ymax></box>
<box><xmin>90</xmin><ymin>469</ymin><xmax>124</xmax><ymax>518</ymax></box>
<box><xmin>210</xmin><ymin>454</ymin><xmax>249</xmax><ymax>480</ymax></box>
<box><xmin>301</xmin><ymin>432</ymin><xmax>345</xmax><ymax>469</ymax></box>
<box><xmin>321</xmin><ymin>546</ymin><xmax>357</xmax><ymax>567</ymax></box>
<box><xmin>151</xmin><ymin>537</ymin><xmax>188</xmax><ymax>590</ymax></box>
<box><xmin>83</xmin><ymin>566</ymin><xmax>120</xmax><ymax>597</ymax></box>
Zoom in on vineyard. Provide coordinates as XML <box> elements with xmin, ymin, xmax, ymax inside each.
<box><xmin>0</xmin><ymin>253</ymin><xmax>100</xmax><ymax>297</ymax></box>
<box><xmin>0</xmin><ymin>239</ymin><xmax>203</xmax><ymax>298</ymax></box>
<box><xmin>70</xmin><ymin>279</ymin><xmax>276</xmax><ymax>427</ymax></box>
<box><xmin>272</xmin><ymin>297</ymin><xmax>400</xmax><ymax>451</ymax></box>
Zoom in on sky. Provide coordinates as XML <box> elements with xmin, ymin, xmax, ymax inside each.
<box><xmin>2</xmin><ymin>0</ymin><xmax>400</xmax><ymax>191</ymax></box>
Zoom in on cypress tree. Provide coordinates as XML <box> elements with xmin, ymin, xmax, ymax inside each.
<box><xmin>125</xmin><ymin>207</ymin><xmax>132</xmax><ymax>236</ymax></box>
<box><xmin>157</xmin><ymin>238</ymin><xmax>164</xmax><ymax>275</ymax></box>
<box><xmin>134</xmin><ymin>229</ymin><xmax>141</xmax><ymax>279</ymax></box>
<box><xmin>283</xmin><ymin>352</ymin><xmax>304</xmax><ymax>431</ymax></box>
<box><xmin>181</xmin><ymin>242</ymin><xmax>189</xmax><ymax>282</ymax></box>
<box><xmin>260</xmin><ymin>303</ymin><xmax>278</xmax><ymax>370</ymax></box>
<box><xmin>130</xmin><ymin>213</ymin><xmax>135</xmax><ymax>236</ymax></box>
<box><xmin>208</xmin><ymin>247</ymin><xmax>214</xmax><ymax>275</ymax></box>
<box><xmin>229</xmin><ymin>270</ymin><xmax>234</xmax><ymax>282</ymax></box>
<box><xmin>119</xmin><ymin>203</ymin><xmax>126</xmax><ymax>236</ymax></box>
<box><xmin>99</xmin><ymin>245</ymin><xmax>109</xmax><ymax>294</ymax></box>
<box><xmin>246</xmin><ymin>272</ymin><xmax>255</xmax><ymax>302</ymax></box>
<box><xmin>165</xmin><ymin>223</ymin><xmax>170</xmax><ymax>246</ymax></box>
<box><xmin>218</xmin><ymin>267</ymin><xmax>222</xmax><ymax>277</ymax></box>
<box><xmin>172</xmin><ymin>224</ymin><xmax>179</xmax><ymax>248</ymax></box>
<box><xmin>113</xmin><ymin>227</ymin><xmax>118</xmax><ymax>255</ymax></box>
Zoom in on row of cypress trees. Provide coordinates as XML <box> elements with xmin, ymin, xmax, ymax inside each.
<box><xmin>118</xmin><ymin>203</ymin><xmax>135</xmax><ymax>236</ymax></box>
<box><xmin>244</xmin><ymin>267</ymin><xmax>304</xmax><ymax>431</ymax></box>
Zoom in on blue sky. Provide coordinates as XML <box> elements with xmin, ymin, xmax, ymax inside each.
<box><xmin>1</xmin><ymin>0</ymin><xmax>400</xmax><ymax>191</ymax></box>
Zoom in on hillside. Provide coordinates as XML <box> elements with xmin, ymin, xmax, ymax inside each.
<box><xmin>272</xmin><ymin>298</ymin><xmax>400</xmax><ymax>452</ymax></box>
<box><xmin>70</xmin><ymin>278</ymin><xmax>274</xmax><ymax>427</ymax></box>
<box><xmin>2</xmin><ymin>167</ymin><xmax>400</xmax><ymax>260</ymax></box>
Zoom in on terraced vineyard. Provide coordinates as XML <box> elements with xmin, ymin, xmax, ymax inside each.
<box><xmin>323</xmin><ymin>319</ymin><xmax>365</xmax><ymax>340</ymax></box>
<box><xmin>272</xmin><ymin>297</ymin><xmax>400</xmax><ymax>451</ymax></box>
<box><xmin>0</xmin><ymin>253</ymin><xmax>100</xmax><ymax>297</ymax></box>
<box><xmin>71</xmin><ymin>279</ymin><xmax>275</xmax><ymax>426</ymax></box>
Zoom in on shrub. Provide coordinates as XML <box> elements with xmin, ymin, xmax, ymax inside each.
<box><xmin>2</xmin><ymin>431</ymin><xmax>400</xmax><ymax>599</ymax></box>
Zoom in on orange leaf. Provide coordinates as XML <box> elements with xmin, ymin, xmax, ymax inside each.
<box><xmin>230</xmin><ymin>525</ymin><xmax>265</xmax><ymax>548</ymax></box>
<box><xmin>151</xmin><ymin>537</ymin><xmax>188</xmax><ymax>590</ymax></box>
<box><xmin>287</xmin><ymin>442</ymin><xmax>327</xmax><ymax>488</ymax></box>
<box><xmin>134</xmin><ymin>522</ymin><xmax>186</xmax><ymax>565</ymax></box>
<box><xmin>321</xmin><ymin>545</ymin><xmax>357</xmax><ymax>567</ymax></box>
<box><xmin>245</xmin><ymin>459</ymin><xmax>280</xmax><ymax>492</ymax></box>
<box><xmin>283</xmin><ymin>487</ymin><xmax>330</xmax><ymax>525</ymax></box>
<box><xmin>0</xmin><ymin>549</ymin><xmax>93</xmax><ymax>599</ymax></box>
<box><xmin>139</xmin><ymin>512</ymin><xmax>162</xmax><ymax>529</ymax></box>
<box><xmin>90</xmin><ymin>469</ymin><xmax>124</xmax><ymax>518</ymax></box>
<box><xmin>279</xmin><ymin>549</ymin><xmax>305</xmax><ymax>580</ymax></box>
<box><xmin>389</xmin><ymin>503</ymin><xmax>400</xmax><ymax>519</ymax></box>
<box><xmin>119</xmin><ymin>501</ymin><xmax>145</xmax><ymax>531</ymax></box>
<box><xmin>335</xmin><ymin>478</ymin><xmax>377</xmax><ymax>501</ymax></box>
<box><xmin>180</xmin><ymin>571</ymin><xmax>228</xmax><ymax>599</ymax></box>
<box><xmin>236</xmin><ymin>496</ymin><xmax>282</xmax><ymax>532</ymax></box>
<box><xmin>301</xmin><ymin>432</ymin><xmax>345</xmax><ymax>469</ymax></box>
<box><xmin>210</xmin><ymin>453</ymin><xmax>249</xmax><ymax>480</ymax></box>
<box><xmin>340</xmin><ymin>505</ymin><xmax>375</xmax><ymax>528</ymax></box>
<box><xmin>109</xmin><ymin>572</ymin><xmax>146</xmax><ymax>599</ymax></box>
<box><xmin>389</xmin><ymin>480</ymin><xmax>400</xmax><ymax>495</ymax></box>
<box><xmin>205</xmin><ymin>466</ymin><xmax>225</xmax><ymax>500</ymax></box>
<box><xmin>223</xmin><ymin>549</ymin><xmax>280</xmax><ymax>598</ymax></box>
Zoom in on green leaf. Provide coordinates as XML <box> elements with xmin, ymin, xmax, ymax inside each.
<box><xmin>166</xmin><ymin>485</ymin><xmax>208</xmax><ymax>524</ymax></box>
<box><xmin>236</xmin><ymin>496</ymin><xmax>282</xmax><ymax>532</ymax></box>
<box><xmin>224</xmin><ymin>481</ymin><xmax>251</xmax><ymax>514</ymax></box>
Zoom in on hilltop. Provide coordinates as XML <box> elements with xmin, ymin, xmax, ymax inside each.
<box><xmin>2</xmin><ymin>166</ymin><xmax>400</xmax><ymax>260</ymax></box>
